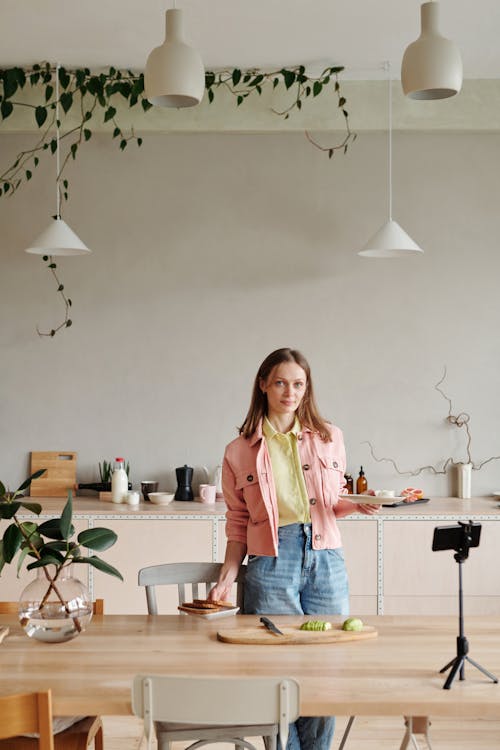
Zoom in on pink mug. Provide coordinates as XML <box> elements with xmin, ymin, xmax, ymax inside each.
<box><xmin>199</xmin><ymin>484</ymin><xmax>217</xmax><ymax>503</ymax></box>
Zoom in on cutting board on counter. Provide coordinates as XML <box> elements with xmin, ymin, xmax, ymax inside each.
<box><xmin>29</xmin><ymin>451</ymin><xmax>77</xmax><ymax>497</ymax></box>
<box><xmin>217</xmin><ymin>624</ymin><xmax>377</xmax><ymax>645</ymax></box>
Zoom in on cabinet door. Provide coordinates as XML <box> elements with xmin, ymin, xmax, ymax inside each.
<box><xmin>338</xmin><ymin>520</ymin><xmax>378</xmax><ymax>615</ymax></box>
<box><xmin>93</xmin><ymin>519</ymin><xmax>214</xmax><ymax>614</ymax></box>
<box><xmin>383</xmin><ymin>520</ymin><xmax>500</xmax><ymax>615</ymax></box>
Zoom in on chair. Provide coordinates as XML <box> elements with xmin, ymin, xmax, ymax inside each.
<box><xmin>0</xmin><ymin>691</ymin><xmax>54</xmax><ymax>750</ymax></box>
<box><xmin>139</xmin><ymin>562</ymin><xmax>271</xmax><ymax>750</ymax></box>
<box><xmin>0</xmin><ymin>601</ymin><xmax>104</xmax><ymax>750</ymax></box>
<box><xmin>137</xmin><ymin>562</ymin><xmax>246</xmax><ymax>614</ymax></box>
<box><xmin>131</xmin><ymin>674</ymin><xmax>300</xmax><ymax>750</ymax></box>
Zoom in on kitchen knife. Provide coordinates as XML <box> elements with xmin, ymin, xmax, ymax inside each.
<box><xmin>260</xmin><ymin>616</ymin><xmax>284</xmax><ymax>636</ymax></box>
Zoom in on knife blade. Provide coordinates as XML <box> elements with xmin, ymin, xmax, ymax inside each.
<box><xmin>260</xmin><ymin>616</ymin><xmax>284</xmax><ymax>636</ymax></box>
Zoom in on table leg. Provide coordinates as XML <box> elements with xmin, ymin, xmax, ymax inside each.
<box><xmin>400</xmin><ymin>717</ymin><xmax>433</xmax><ymax>750</ymax></box>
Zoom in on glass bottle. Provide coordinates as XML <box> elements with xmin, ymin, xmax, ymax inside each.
<box><xmin>111</xmin><ymin>457</ymin><xmax>128</xmax><ymax>503</ymax></box>
<box><xmin>344</xmin><ymin>474</ymin><xmax>354</xmax><ymax>494</ymax></box>
<box><xmin>356</xmin><ymin>466</ymin><xmax>368</xmax><ymax>495</ymax></box>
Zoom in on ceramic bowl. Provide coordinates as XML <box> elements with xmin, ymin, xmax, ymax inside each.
<box><xmin>148</xmin><ymin>492</ymin><xmax>175</xmax><ymax>506</ymax></box>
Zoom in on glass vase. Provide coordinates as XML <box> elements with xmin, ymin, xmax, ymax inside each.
<box><xmin>18</xmin><ymin>565</ymin><xmax>92</xmax><ymax>643</ymax></box>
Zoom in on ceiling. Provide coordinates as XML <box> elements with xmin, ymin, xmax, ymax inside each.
<box><xmin>0</xmin><ymin>0</ymin><xmax>499</xmax><ymax>79</ymax></box>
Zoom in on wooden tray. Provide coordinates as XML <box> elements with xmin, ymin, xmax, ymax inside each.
<box><xmin>30</xmin><ymin>451</ymin><xmax>77</xmax><ymax>497</ymax></box>
<box><xmin>217</xmin><ymin>624</ymin><xmax>377</xmax><ymax>645</ymax></box>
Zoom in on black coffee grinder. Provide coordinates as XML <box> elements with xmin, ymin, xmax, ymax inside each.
<box><xmin>174</xmin><ymin>464</ymin><xmax>194</xmax><ymax>501</ymax></box>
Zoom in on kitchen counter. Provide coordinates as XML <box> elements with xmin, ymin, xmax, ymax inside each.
<box><xmin>9</xmin><ymin>495</ymin><xmax>500</xmax><ymax>616</ymax></box>
<box><xmin>20</xmin><ymin>495</ymin><xmax>500</xmax><ymax>518</ymax></box>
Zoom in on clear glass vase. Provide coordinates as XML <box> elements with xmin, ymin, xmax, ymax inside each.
<box><xmin>19</xmin><ymin>565</ymin><xmax>92</xmax><ymax>643</ymax></box>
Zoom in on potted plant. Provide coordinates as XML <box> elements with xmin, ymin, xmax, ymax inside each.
<box><xmin>0</xmin><ymin>469</ymin><xmax>122</xmax><ymax>642</ymax></box>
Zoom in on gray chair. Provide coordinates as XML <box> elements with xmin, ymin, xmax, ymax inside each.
<box><xmin>137</xmin><ymin>561</ymin><xmax>246</xmax><ymax>615</ymax></box>
<box><xmin>139</xmin><ymin>562</ymin><xmax>270</xmax><ymax>750</ymax></box>
<box><xmin>131</xmin><ymin>674</ymin><xmax>300</xmax><ymax>750</ymax></box>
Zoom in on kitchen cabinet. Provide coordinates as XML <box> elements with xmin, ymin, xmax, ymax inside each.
<box><xmin>11</xmin><ymin>496</ymin><xmax>500</xmax><ymax>615</ymax></box>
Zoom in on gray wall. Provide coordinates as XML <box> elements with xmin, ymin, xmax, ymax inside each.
<box><xmin>1</xmin><ymin>130</ymin><xmax>499</xmax><ymax>497</ymax></box>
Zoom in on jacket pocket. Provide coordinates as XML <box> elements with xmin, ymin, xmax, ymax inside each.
<box><xmin>234</xmin><ymin>469</ymin><xmax>269</xmax><ymax>523</ymax></box>
<box><xmin>318</xmin><ymin>455</ymin><xmax>344</xmax><ymax>505</ymax></box>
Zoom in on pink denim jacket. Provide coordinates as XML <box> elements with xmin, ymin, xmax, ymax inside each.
<box><xmin>222</xmin><ymin>419</ymin><xmax>355</xmax><ymax>556</ymax></box>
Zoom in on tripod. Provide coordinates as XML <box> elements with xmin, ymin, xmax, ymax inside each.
<box><xmin>439</xmin><ymin>546</ymin><xmax>498</xmax><ymax>690</ymax></box>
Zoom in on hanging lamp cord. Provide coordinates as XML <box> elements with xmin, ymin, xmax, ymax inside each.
<box><xmin>55</xmin><ymin>62</ymin><xmax>61</xmax><ymax>220</ymax></box>
<box><xmin>385</xmin><ymin>60</ymin><xmax>393</xmax><ymax>223</ymax></box>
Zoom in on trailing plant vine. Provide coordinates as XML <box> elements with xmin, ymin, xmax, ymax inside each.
<box><xmin>0</xmin><ymin>63</ymin><xmax>354</xmax><ymax>199</ymax></box>
<box><xmin>0</xmin><ymin>63</ymin><xmax>354</xmax><ymax>337</ymax></box>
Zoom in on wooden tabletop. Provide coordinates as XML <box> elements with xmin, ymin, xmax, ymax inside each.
<box><xmin>1</xmin><ymin>614</ymin><xmax>499</xmax><ymax>717</ymax></box>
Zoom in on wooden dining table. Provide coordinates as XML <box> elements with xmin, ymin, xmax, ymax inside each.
<box><xmin>1</xmin><ymin>613</ymin><xmax>499</xmax><ymax>722</ymax></box>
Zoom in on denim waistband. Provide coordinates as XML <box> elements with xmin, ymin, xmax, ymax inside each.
<box><xmin>277</xmin><ymin>522</ymin><xmax>312</xmax><ymax>541</ymax></box>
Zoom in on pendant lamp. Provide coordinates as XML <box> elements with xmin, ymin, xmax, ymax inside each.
<box><xmin>145</xmin><ymin>7</ymin><xmax>205</xmax><ymax>108</ymax></box>
<box><xmin>358</xmin><ymin>63</ymin><xmax>423</xmax><ymax>258</ymax></box>
<box><xmin>401</xmin><ymin>1</ymin><xmax>462</xmax><ymax>100</ymax></box>
<box><xmin>25</xmin><ymin>65</ymin><xmax>90</xmax><ymax>256</ymax></box>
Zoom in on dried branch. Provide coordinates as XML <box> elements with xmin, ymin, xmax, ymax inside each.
<box><xmin>364</xmin><ymin>367</ymin><xmax>500</xmax><ymax>475</ymax></box>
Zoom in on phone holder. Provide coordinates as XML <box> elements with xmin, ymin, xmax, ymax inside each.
<box><xmin>432</xmin><ymin>521</ymin><xmax>498</xmax><ymax>690</ymax></box>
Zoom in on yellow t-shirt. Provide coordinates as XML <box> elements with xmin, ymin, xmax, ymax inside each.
<box><xmin>263</xmin><ymin>416</ymin><xmax>311</xmax><ymax>526</ymax></box>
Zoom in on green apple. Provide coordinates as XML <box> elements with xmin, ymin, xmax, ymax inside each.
<box><xmin>342</xmin><ymin>617</ymin><xmax>364</xmax><ymax>632</ymax></box>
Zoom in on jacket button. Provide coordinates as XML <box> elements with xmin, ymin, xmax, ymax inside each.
<box><xmin>246</xmin><ymin>474</ymin><xmax>253</xmax><ymax>482</ymax></box>
<box><xmin>303</xmin><ymin>464</ymin><xmax>310</xmax><ymax>471</ymax></box>
<box><xmin>297</xmin><ymin>434</ymin><xmax>303</xmax><ymax>441</ymax></box>
<box><xmin>309</xmin><ymin>497</ymin><xmax>316</xmax><ymax>505</ymax></box>
<box><xmin>332</xmin><ymin>461</ymin><xmax>338</xmax><ymax>468</ymax></box>
<box><xmin>314</xmin><ymin>533</ymin><xmax>321</xmax><ymax>541</ymax></box>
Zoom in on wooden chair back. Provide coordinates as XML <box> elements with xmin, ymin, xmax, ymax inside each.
<box><xmin>0</xmin><ymin>691</ymin><xmax>54</xmax><ymax>750</ymax></box>
<box><xmin>137</xmin><ymin>562</ymin><xmax>246</xmax><ymax>615</ymax></box>
<box><xmin>132</xmin><ymin>674</ymin><xmax>300</xmax><ymax>750</ymax></box>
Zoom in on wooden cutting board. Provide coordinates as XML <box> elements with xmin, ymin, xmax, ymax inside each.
<box><xmin>217</xmin><ymin>624</ymin><xmax>377</xmax><ymax>645</ymax></box>
<box><xmin>30</xmin><ymin>451</ymin><xmax>77</xmax><ymax>497</ymax></box>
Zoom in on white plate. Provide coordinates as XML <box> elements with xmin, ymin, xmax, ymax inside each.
<box><xmin>492</xmin><ymin>492</ymin><xmax>500</xmax><ymax>498</ymax></box>
<box><xmin>340</xmin><ymin>493</ymin><xmax>404</xmax><ymax>504</ymax></box>
<box><xmin>178</xmin><ymin>606</ymin><xmax>240</xmax><ymax>620</ymax></box>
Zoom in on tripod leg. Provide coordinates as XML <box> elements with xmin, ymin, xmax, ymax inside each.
<box><xmin>439</xmin><ymin>657</ymin><xmax>456</xmax><ymax>674</ymax></box>
<box><xmin>443</xmin><ymin>656</ymin><xmax>465</xmax><ymax>690</ymax></box>
<box><xmin>465</xmin><ymin>656</ymin><xmax>499</xmax><ymax>683</ymax></box>
<box><xmin>337</xmin><ymin>716</ymin><xmax>355</xmax><ymax>750</ymax></box>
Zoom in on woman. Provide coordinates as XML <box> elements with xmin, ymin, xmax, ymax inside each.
<box><xmin>209</xmin><ymin>347</ymin><xmax>379</xmax><ymax>750</ymax></box>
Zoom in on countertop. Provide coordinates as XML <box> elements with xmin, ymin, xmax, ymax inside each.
<box><xmin>19</xmin><ymin>496</ymin><xmax>500</xmax><ymax>518</ymax></box>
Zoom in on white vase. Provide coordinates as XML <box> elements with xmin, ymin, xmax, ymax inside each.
<box><xmin>456</xmin><ymin>463</ymin><xmax>472</xmax><ymax>499</ymax></box>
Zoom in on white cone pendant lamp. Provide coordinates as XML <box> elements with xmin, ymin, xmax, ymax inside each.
<box><xmin>401</xmin><ymin>1</ymin><xmax>462</xmax><ymax>100</ymax></box>
<box><xmin>359</xmin><ymin>64</ymin><xmax>423</xmax><ymax>258</ymax></box>
<box><xmin>25</xmin><ymin>64</ymin><xmax>90</xmax><ymax>256</ymax></box>
<box><xmin>145</xmin><ymin>8</ymin><xmax>205</xmax><ymax>108</ymax></box>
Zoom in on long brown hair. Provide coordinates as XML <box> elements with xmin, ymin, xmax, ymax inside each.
<box><xmin>239</xmin><ymin>348</ymin><xmax>332</xmax><ymax>441</ymax></box>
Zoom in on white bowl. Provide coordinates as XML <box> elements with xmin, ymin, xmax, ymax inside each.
<box><xmin>148</xmin><ymin>492</ymin><xmax>175</xmax><ymax>506</ymax></box>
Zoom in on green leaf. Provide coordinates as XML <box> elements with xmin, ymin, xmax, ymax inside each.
<box><xmin>26</xmin><ymin>170</ymin><xmax>32</xmax><ymax>181</ymax></box>
<box><xmin>66</xmin><ymin>320</ymin><xmax>72</xmax><ymax>328</ymax></box>
<box><xmin>39</xmin><ymin>545</ymin><xmax>65</xmax><ymax>564</ymax></box>
<box><xmin>27</xmin><ymin>555</ymin><xmax>64</xmax><ymax>570</ymax></box>
<box><xmin>34</xmin><ymin>157</ymin><xmax>39</xmax><ymax>166</ymax></box>
<box><xmin>338</xmin><ymin>96</ymin><xmax>346</xmax><ymax>107</ymax></box>
<box><xmin>83</xmin><ymin>129</ymin><xmax>91</xmax><ymax>141</ymax></box>
<box><xmin>71</xmin><ymin>143</ymin><xmax>78</xmax><ymax>159</ymax></box>
<box><xmin>86</xmin><ymin>555</ymin><xmax>123</xmax><ymax>581</ymax></box>
<box><xmin>77</xmin><ymin>527</ymin><xmax>117</xmax><ymax>551</ymax></box>
<box><xmin>237</xmin><ymin>95</ymin><xmax>244</xmax><ymax>106</ymax></box>
<box><xmin>208</xmin><ymin>88</ymin><xmax>214</xmax><ymax>103</ymax></box>
<box><xmin>232</xmin><ymin>69</ymin><xmax>241</xmax><ymax>86</ymax></box>
<box><xmin>205</xmin><ymin>72</ymin><xmax>215</xmax><ymax>88</ymax></box>
<box><xmin>137</xmin><ymin>137</ymin><xmax>143</xmax><ymax>147</ymax></box>
<box><xmin>112</xmin><ymin>127</ymin><xmax>120</xmax><ymax>138</ymax></box>
<box><xmin>16</xmin><ymin>469</ymin><xmax>46</xmax><ymax>494</ymax></box>
<box><xmin>282</xmin><ymin>70</ymin><xmax>296</xmax><ymax>89</ymax></box>
<box><xmin>50</xmin><ymin>138</ymin><xmax>57</xmax><ymax>154</ymax></box>
<box><xmin>3</xmin><ymin>69</ymin><xmax>19</xmax><ymax>98</ymax></box>
<box><xmin>0</xmin><ymin>502</ymin><xmax>21</xmax><ymax>519</ymax></box>
<box><xmin>273</xmin><ymin>78</ymin><xmax>279</xmax><ymax>89</ymax></box>
<box><xmin>44</xmin><ymin>85</ymin><xmax>54</xmax><ymax>102</ymax></box>
<box><xmin>1</xmin><ymin>100</ymin><xmax>13</xmax><ymax>119</ymax></box>
<box><xmin>313</xmin><ymin>81</ymin><xmax>322</xmax><ymax>97</ymax></box>
<box><xmin>2</xmin><ymin>524</ymin><xmax>22</xmax><ymax>563</ymax></box>
<box><xmin>119</xmin><ymin>139</ymin><xmax>127</xmax><ymax>151</ymax></box>
<box><xmin>141</xmin><ymin>99</ymin><xmax>153</xmax><ymax>112</ymax></box>
<box><xmin>58</xmin><ymin>67</ymin><xmax>71</xmax><ymax>90</ymax></box>
<box><xmin>16</xmin><ymin>545</ymin><xmax>30</xmax><ymax>576</ymax></box>
<box><xmin>104</xmin><ymin>106</ymin><xmax>116</xmax><ymax>122</ymax></box>
<box><xmin>60</xmin><ymin>91</ymin><xmax>73</xmax><ymax>113</ymax></box>
<box><xmin>59</xmin><ymin>490</ymin><xmax>73</xmax><ymax>539</ymax></box>
<box><xmin>0</xmin><ymin>481</ymin><xmax>5</xmax><ymax>497</ymax></box>
<box><xmin>19</xmin><ymin>501</ymin><xmax>42</xmax><ymax>515</ymax></box>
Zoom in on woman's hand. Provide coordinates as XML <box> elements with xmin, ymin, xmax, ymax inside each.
<box><xmin>207</xmin><ymin>583</ymin><xmax>233</xmax><ymax>602</ymax></box>
<box><xmin>357</xmin><ymin>503</ymin><xmax>381</xmax><ymax>515</ymax></box>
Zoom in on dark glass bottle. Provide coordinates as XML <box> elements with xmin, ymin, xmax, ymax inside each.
<box><xmin>344</xmin><ymin>474</ymin><xmax>354</xmax><ymax>494</ymax></box>
<box><xmin>78</xmin><ymin>481</ymin><xmax>132</xmax><ymax>493</ymax></box>
<box><xmin>356</xmin><ymin>467</ymin><xmax>368</xmax><ymax>495</ymax></box>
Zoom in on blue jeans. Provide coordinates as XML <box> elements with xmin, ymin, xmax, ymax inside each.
<box><xmin>244</xmin><ymin>523</ymin><xmax>350</xmax><ymax>750</ymax></box>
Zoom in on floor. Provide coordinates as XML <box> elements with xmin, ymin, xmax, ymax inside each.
<box><xmin>104</xmin><ymin>715</ymin><xmax>500</xmax><ymax>749</ymax></box>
